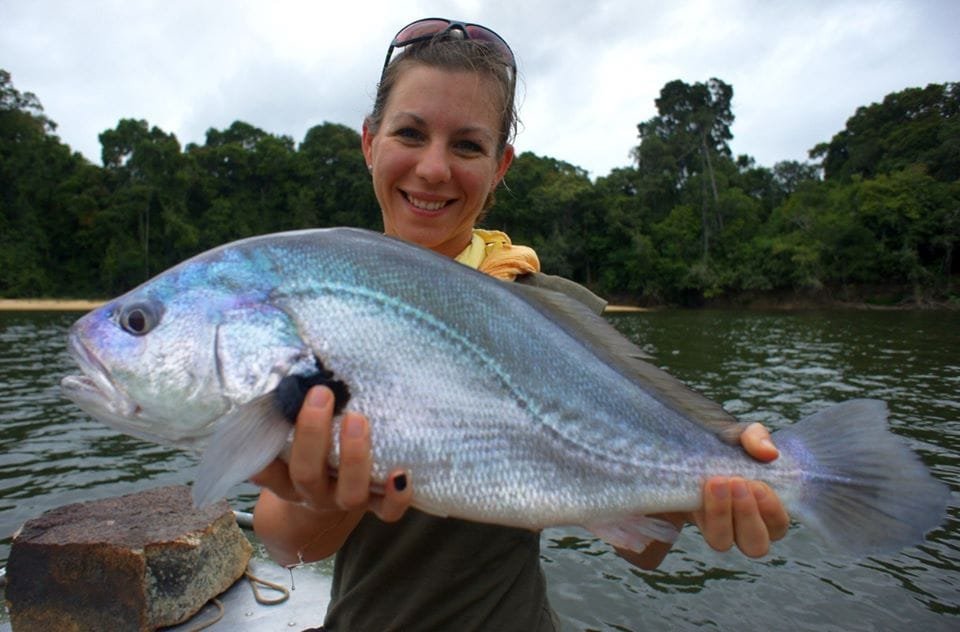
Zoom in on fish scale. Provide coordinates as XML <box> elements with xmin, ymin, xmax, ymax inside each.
<box><xmin>287</xmin><ymin>278</ymin><xmax>706</xmax><ymax>524</ymax></box>
<box><xmin>61</xmin><ymin>227</ymin><xmax>949</xmax><ymax>556</ymax></box>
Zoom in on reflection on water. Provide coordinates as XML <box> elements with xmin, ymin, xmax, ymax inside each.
<box><xmin>1</xmin><ymin>309</ymin><xmax>958</xmax><ymax>630</ymax></box>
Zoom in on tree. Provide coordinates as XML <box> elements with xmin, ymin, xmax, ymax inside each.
<box><xmin>0</xmin><ymin>69</ymin><xmax>90</xmax><ymax>296</ymax></box>
<box><xmin>97</xmin><ymin>119</ymin><xmax>193</xmax><ymax>287</ymax></box>
<box><xmin>1</xmin><ymin>69</ymin><xmax>956</xmax><ymax>305</ymax></box>
<box><xmin>187</xmin><ymin>121</ymin><xmax>298</xmax><ymax>246</ymax></box>
<box><xmin>298</xmin><ymin>123</ymin><xmax>379</xmax><ymax>229</ymax></box>
<box><xmin>810</xmin><ymin>82</ymin><xmax>960</xmax><ymax>182</ymax></box>
<box><xmin>0</xmin><ymin>69</ymin><xmax>55</xmax><ymax>136</ymax></box>
<box><xmin>484</xmin><ymin>152</ymin><xmax>593</xmax><ymax>278</ymax></box>
<box><xmin>635</xmin><ymin>78</ymin><xmax>735</xmax><ymax>259</ymax></box>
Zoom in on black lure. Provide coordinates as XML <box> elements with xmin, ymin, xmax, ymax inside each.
<box><xmin>275</xmin><ymin>356</ymin><xmax>351</xmax><ymax>423</ymax></box>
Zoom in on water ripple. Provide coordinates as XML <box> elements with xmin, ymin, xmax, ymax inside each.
<box><xmin>591</xmin><ymin>309</ymin><xmax>960</xmax><ymax>630</ymax></box>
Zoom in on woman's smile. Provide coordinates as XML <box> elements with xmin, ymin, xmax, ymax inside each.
<box><xmin>362</xmin><ymin>65</ymin><xmax>514</xmax><ymax>258</ymax></box>
<box><xmin>402</xmin><ymin>190</ymin><xmax>455</xmax><ymax>214</ymax></box>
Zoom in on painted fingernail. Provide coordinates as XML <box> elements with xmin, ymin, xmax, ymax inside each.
<box><xmin>731</xmin><ymin>479</ymin><xmax>749</xmax><ymax>499</ymax></box>
<box><xmin>343</xmin><ymin>414</ymin><xmax>364</xmax><ymax>439</ymax></box>
<box><xmin>393</xmin><ymin>473</ymin><xmax>408</xmax><ymax>492</ymax></box>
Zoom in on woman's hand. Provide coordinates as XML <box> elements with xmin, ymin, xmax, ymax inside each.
<box><xmin>250</xmin><ymin>385</ymin><xmax>413</xmax><ymax>565</ymax></box>
<box><xmin>617</xmin><ymin>423</ymin><xmax>791</xmax><ymax>570</ymax></box>
<box><xmin>692</xmin><ymin>423</ymin><xmax>791</xmax><ymax>557</ymax></box>
<box><xmin>253</xmin><ymin>384</ymin><xmax>412</xmax><ymax>519</ymax></box>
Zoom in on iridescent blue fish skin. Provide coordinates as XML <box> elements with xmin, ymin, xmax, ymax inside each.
<box><xmin>61</xmin><ymin>228</ymin><xmax>949</xmax><ymax>556</ymax></box>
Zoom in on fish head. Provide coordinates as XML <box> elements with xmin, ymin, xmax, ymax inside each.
<box><xmin>61</xmin><ymin>281</ymin><xmax>230</xmax><ymax>448</ymax></box>
<box><xmin>60</xmin><ymin>251</ymin><xmax>313</xmax><ymax>451</ymax></box>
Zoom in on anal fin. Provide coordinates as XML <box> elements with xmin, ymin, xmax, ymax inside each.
<box><xmin>586</xmin><ymin>514</ymin><xmax>680</xmax><ymax>554</ymax></box>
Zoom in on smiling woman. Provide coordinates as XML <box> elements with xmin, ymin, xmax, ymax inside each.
<box><xmin>362</xmin><ymin>66</ymin><xmax>515</xmax><ymax>257</ymax></box>
<box><xmin>361</xmin><ymin>20</ymin><xmax>518</xmax><ymax>259</ymax></box>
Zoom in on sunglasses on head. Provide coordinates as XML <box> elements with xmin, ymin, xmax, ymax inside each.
<box><xmin>380</xmin><ymin>17</ymin><xmax>517</xmax><ymax>84</ymax></box>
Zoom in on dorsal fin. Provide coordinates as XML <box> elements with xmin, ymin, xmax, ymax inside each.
<box><xmin>505</xmin><ymin>281</ymin><xmax>745</xmax><ymax>444</ymax></box>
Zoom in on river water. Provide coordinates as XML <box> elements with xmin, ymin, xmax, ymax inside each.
<box><xmin>1</xmin><ymin>309</ymin><xmax>958</xmax><ymax>630</ymax></box>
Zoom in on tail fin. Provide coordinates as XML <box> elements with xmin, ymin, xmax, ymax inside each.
<box><xmin>775</xmin><ymin>399</ymin><xmax>950</xmax><ymax>555</ymax></box>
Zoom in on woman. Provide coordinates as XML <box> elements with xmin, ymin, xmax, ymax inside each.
<box><xmin>252</xmin><ymin>18</ymin><xmax>789</xmax><ymax>630</ymax></box>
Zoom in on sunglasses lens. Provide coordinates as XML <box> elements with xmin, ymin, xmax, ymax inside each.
<box><xmin>463</xmin><ymin>25</ymin><xmax>513</xmax><ymax>62</ymax></box>
<box><xmin>393</xmin><ymin>19</ymin><xmax>451</xmax><ymax>46</ymax></box>
<box><xmin>386</xmin><ymin>18</ymin><xmax>515</xmax><ymax>76</ymax></box>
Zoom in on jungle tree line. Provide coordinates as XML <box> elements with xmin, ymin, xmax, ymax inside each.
<box><xmin>1</xmin><ymin>69</ymin><xmax>958</xmax><ymax>303</ymax></box>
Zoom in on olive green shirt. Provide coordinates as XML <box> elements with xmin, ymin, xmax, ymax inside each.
<box><xmin>325</xmin><ymin>511</ymin><xmax>557</xmax><ymax>631</ymax></box>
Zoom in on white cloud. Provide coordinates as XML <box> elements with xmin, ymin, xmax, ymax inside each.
<box><xmin>1</xmin><ymin>0</ymin><xmax>957</xmax><ymax>177</ymax></box>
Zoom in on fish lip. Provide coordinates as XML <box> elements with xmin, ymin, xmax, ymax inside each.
<box><xmin>62</xmin><ymin>333</ymin><xmax>138</xmax><ymax>418</ymax></box>
<box><xmin>60</xmin><ymin>333</ymin><xmax>216</xmax><ymax>450</ymax></box>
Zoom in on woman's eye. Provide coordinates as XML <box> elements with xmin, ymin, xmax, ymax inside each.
<box><xmin>455</xmin><ymin>140</ymin><xmax>485</xmax><ymax>155</ymax></box>
<box><xmin>395</xmin><ymin>127</ymin><xmax>424</xmax><ymax>141</ymax></box>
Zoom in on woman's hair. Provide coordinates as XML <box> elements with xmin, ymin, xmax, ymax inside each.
<box><xmin>366</xmin><ymin>33</ymin><xmax>518</xmax><ymax>158</ymax></box>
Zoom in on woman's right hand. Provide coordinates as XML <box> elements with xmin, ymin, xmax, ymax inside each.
<box><xmin>250</xmin><ymin>385</ymin><xmax>413</xmax><ymax>565</ymax></box>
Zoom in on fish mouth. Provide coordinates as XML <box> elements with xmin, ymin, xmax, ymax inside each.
<box><xmin>59</xmin><ymin>333</ymin><xmax>160</xmax><ymax>441</ymax></box>
<box><xmin>61</xmin><ymin>334</ymin><xmax>135</xmax><ymax>413</ymax></box>
<box><xmin>60</xmin><ymin>333</ymin><xmax>220</xmax><ymax>450</ymax></box>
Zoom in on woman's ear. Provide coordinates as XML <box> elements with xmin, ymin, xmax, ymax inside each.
<box><xmin>493</xmin><ymin>143</ymin><xmax>515</xmax><ymax>188</ymax></box>
<box><xmin>361</xmin><ymin>119</ymin><xmax>375</xmax><ymax>170</ymax></box>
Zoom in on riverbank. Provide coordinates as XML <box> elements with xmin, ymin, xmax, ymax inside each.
<box><xmin>604</xmin><ymin>283</ymin><xmax>959</xmax><ymax>311</ymax></box>
<box><xmin>700</xmin><ymin>285</ymin><xmax>959</xmax><ymax>311</ymax></box>
<box><xmin>2</xmin><ymin>286</ymin><xmax>956</xmax><ymax>313</ymax></box>
<box><xmin>0</xmin><ymin>298</ymin><xmax>652</xmax><ymax>314</ymax></box>
<box><xmin>0</xmin><ymin>299</ymin><xmax>105</xmax><ymax>312</ymax></box>
<box><xmin>0</xmin><ymin>298</ymin><xmax>656</xmax><ymax>313</ymax></box>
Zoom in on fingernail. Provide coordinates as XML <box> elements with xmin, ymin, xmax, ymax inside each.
<box><xmin>731</xmin><ymin>479</ymin><xmax>749</xmax><ymax>499</ymax></box>
<box><xmin>306</xmin><ymin>386</ymin><xmax>329</xmax><ymax>408</ymax></box>
<box><xmin>393</xmin><ymin>473</ymin><xmax>408</xmax><ymax>492</ymax></box>
<box><xmin>343</xmin><ymin>414</ymin><xmax>364</xmax><ymax>439</ymax></box>
<box><xmin>711</xmin><ymin>479</ymin><xmax>729</xmax><ymax>500</ymax></box>
<box><xmin>760</xmin><ymin>438</ymin><xmax>778</xmax><ymax>454</ymax></box>
<box><xmin>752</xmin><ymin>482</ymin><xmax>768</xmax><ymax>501</ymax></box>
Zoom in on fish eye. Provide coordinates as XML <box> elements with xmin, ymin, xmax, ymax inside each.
<box><xmin>119</xmin><ymin>302</ymin><xmax>160</xmax><ymax>336</ymax></box>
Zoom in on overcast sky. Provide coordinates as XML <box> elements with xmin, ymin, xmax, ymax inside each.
<box><xmin>2</xmin><ymin>0</ymin><xmax>957</xmax><ymax>179</ymax></box>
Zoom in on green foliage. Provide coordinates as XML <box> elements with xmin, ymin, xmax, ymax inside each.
<box><xmin>1</xmin><ymin>70</ymin><xmax>88</xmax><ymax>296</ymax></box>
<box><xmin>485</xmin><ymin>152</ymin><xmax>593</xmax><ymax>279</ymax></box>
<box><xmin>0</xmin><ymin>68</ymin><xmax>957</xmax><ymax>304</ymax></box>
<box><xmin>634</xmin><ymin>79</ymin><xmax>737</xmax><ymax>261</ymax></box>
<box><xmin>811</xmin><ymin>82</ymin><xmax>960</xmax><ymax>182</ymax></box>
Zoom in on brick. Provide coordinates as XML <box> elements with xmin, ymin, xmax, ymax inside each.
<box><xmin>5</xmin><ymin>485</ymin><xmax>252</xmax><ymax>631</ymax></box>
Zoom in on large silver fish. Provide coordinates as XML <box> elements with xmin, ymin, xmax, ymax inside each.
<box><xmin>61</xmin><ymin>228</ymin><xmax>948</xmax><ymax>555</ymax></box>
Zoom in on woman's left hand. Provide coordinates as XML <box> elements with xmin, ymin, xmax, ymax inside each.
<box><xmin>692</xmin><ymin>423</ymin><xmax>791</xmax><ymax>557</ymax></box>
<box><xmin>617</xmin><ymin>423</ymin><xmax>791</xmax><ymax>569</ymax></box>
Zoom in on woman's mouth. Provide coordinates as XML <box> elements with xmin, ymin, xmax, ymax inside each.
<box><xmin>403</xmin><ymin>191</ymin><xmax>452</xmax><ymax>213</ymax></box>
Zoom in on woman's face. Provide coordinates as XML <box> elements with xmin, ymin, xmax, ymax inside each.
<box><xmin>362</xmin><ymin>65</ymin><xmax>514</xmax><ymax>258</ymax></box>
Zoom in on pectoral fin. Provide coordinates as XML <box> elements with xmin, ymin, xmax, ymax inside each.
<box><xmin>193</xmin><ymin>353</ymin><xmax>352</xmax><ymax>507</ymax></box>
<box><xmin>192</xmin><ymin>393</ymin><xmax>292</xmax><ymax>507</ymax></box>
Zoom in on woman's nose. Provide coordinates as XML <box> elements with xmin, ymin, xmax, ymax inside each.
<box><xmin>415</xmin><ymin>142</ymin><xmax>452</xmax><ymax>183</ymax></box>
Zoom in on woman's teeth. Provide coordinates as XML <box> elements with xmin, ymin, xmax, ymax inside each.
<box><xmin>406</xmin><ymin>194</ymin><xmax>448</xmax><ymax>211</ymax></box>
